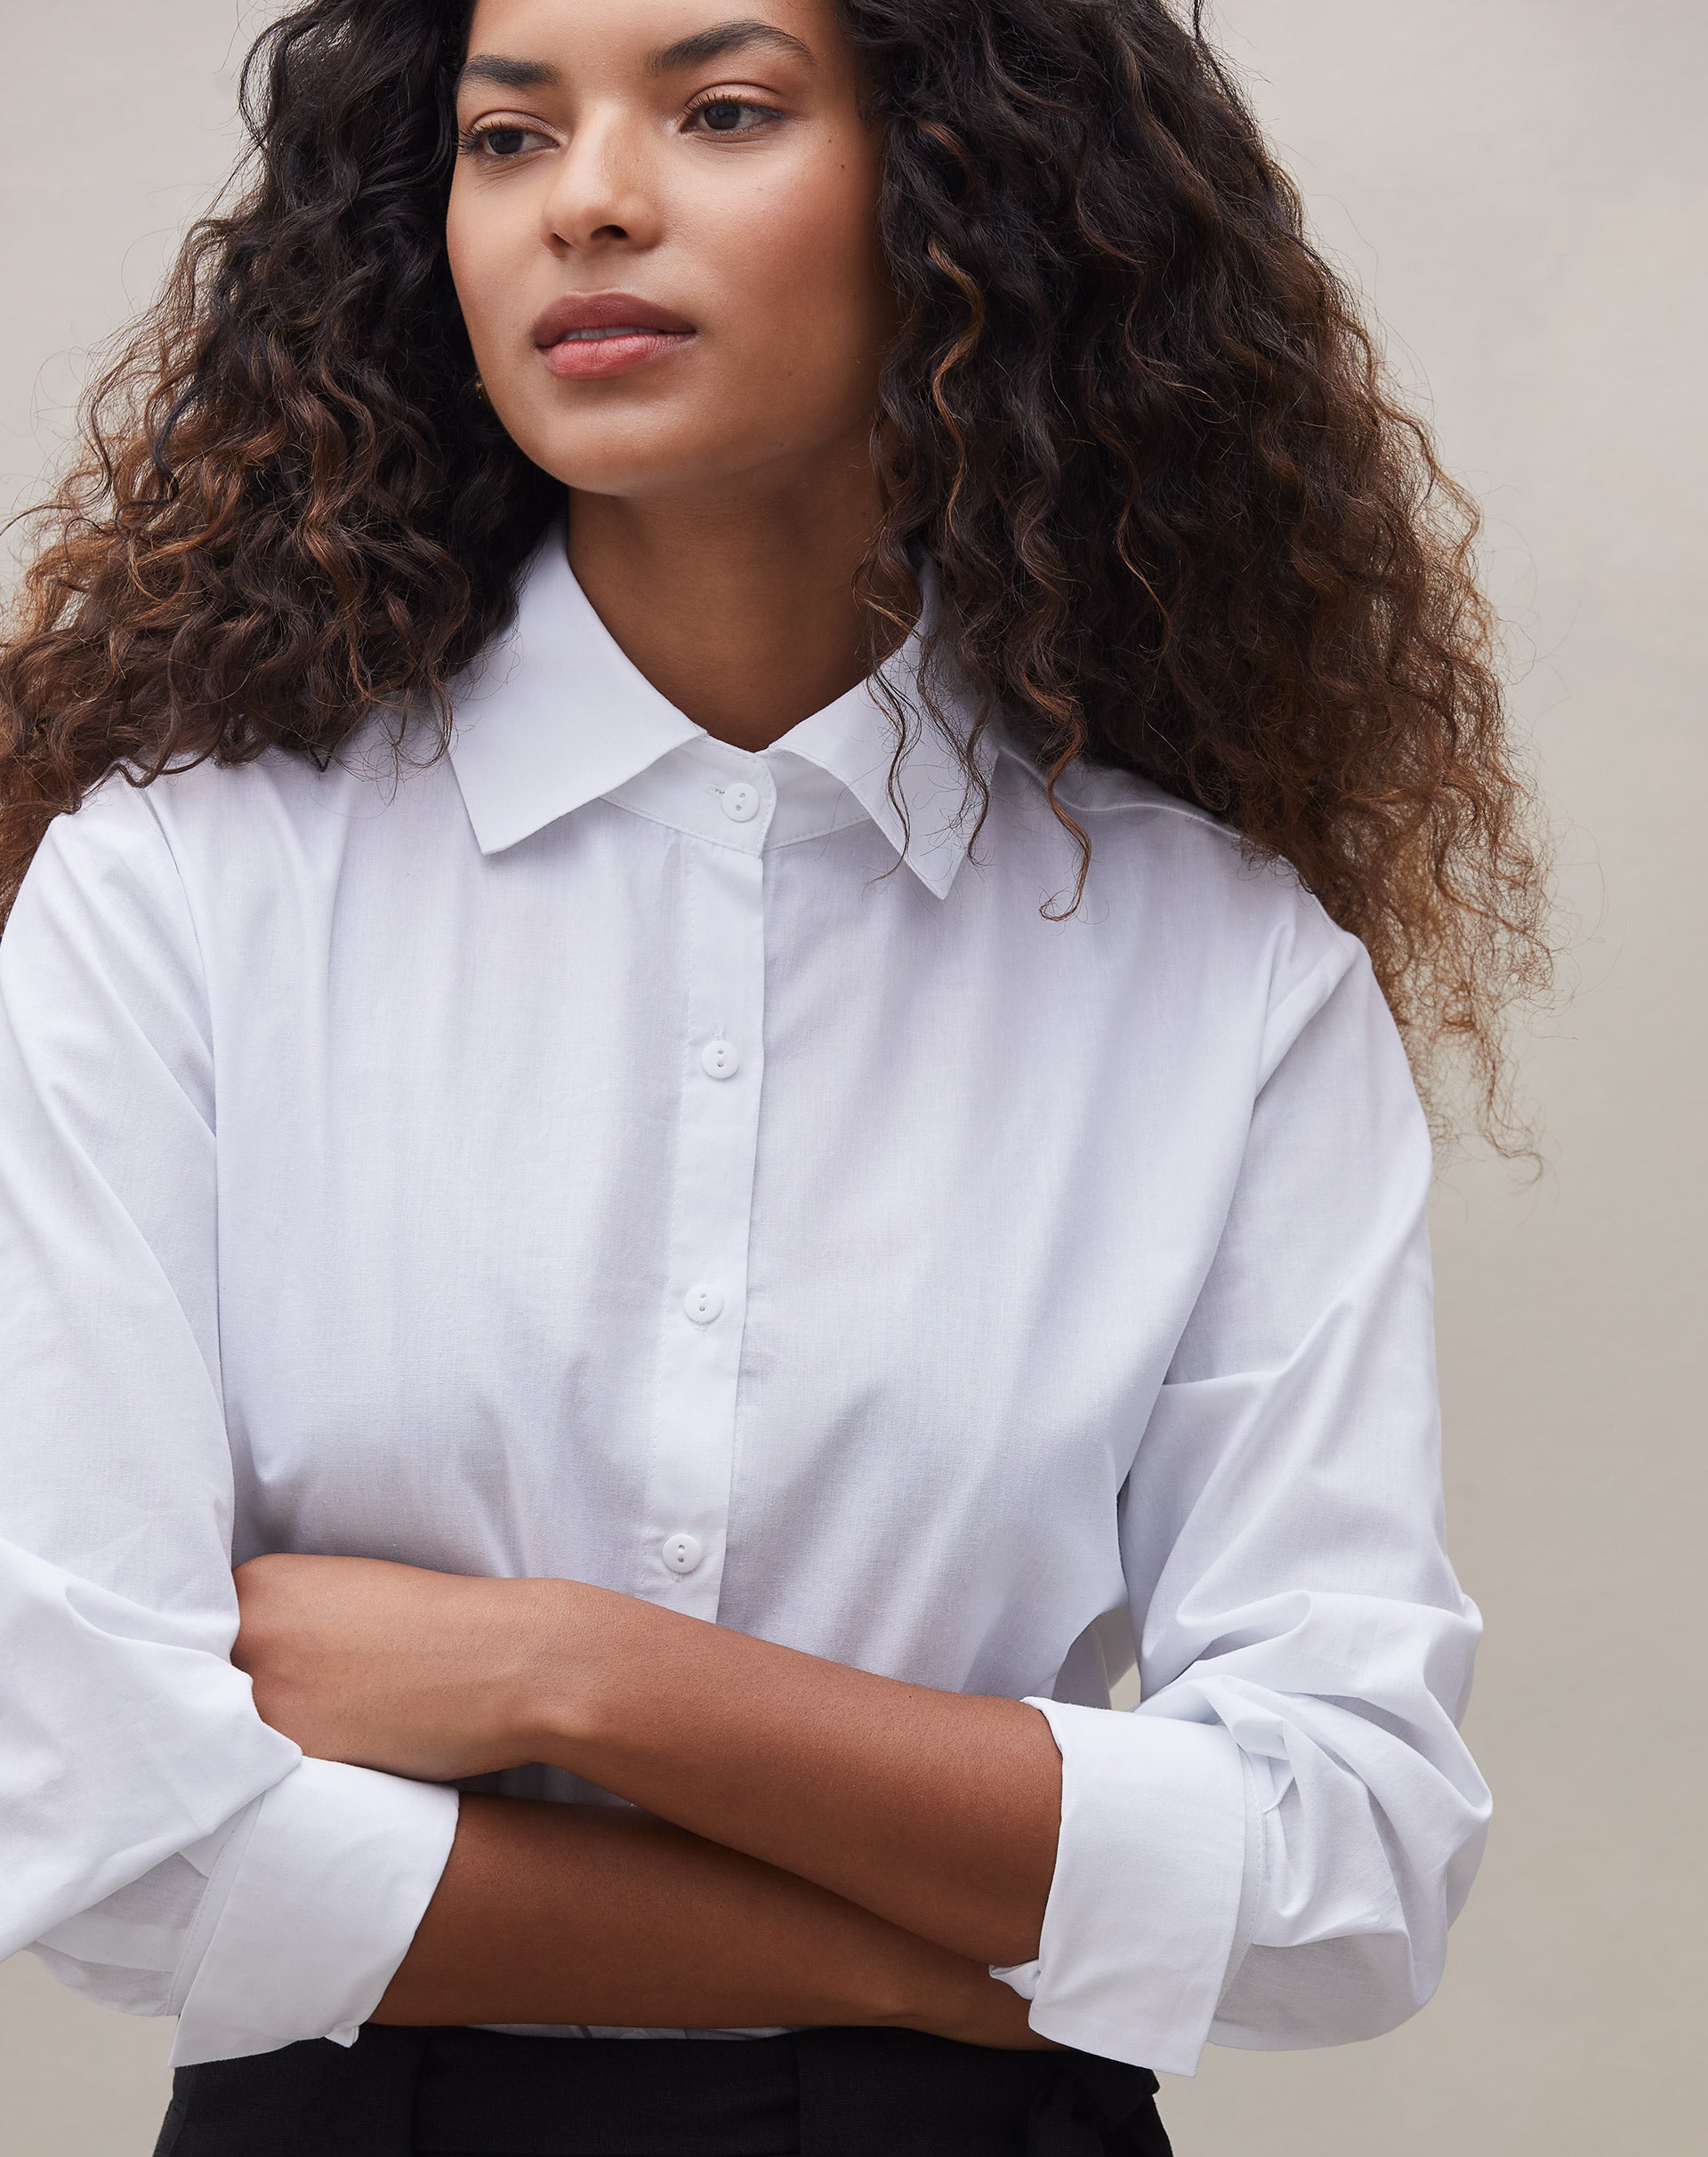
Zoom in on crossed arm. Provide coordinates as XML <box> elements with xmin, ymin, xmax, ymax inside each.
<box><xmin>232</xmin><ymin>1555</ymin><xmax>1064</xmax><ymax>2046</ymax></box>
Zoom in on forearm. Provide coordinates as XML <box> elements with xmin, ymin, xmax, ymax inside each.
<box><xmin>525</xmin><ymin>1588</ymin><xmax>1062</xmax><ymax>1969</ymax></box>
<box><xmin>373</xmin><ymin>1792</ymin><xmax>1036</xmax><ymax>2044</ymax></box>
<box><xmin>233</xmin><ymin>1557</ymin><xmax>1063</xmax><ymax>1974</ymax></box>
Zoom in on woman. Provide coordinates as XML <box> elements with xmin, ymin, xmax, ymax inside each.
<box><xmin>0</xmin><ymin>1</ymin><xmax>1548</xmax><ymax>2152</ymax></box>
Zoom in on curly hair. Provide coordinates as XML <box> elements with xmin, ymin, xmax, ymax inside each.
<box><xmin>0</xmin><ymin>0</ymin><xmax>1550</xmax><ymax>1143</ymax></box>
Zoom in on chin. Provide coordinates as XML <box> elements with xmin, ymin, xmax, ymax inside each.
<box><xmin>531</xmin><ymin>425</ymin><xmax>785</xmax><ymax>503</ymax></box>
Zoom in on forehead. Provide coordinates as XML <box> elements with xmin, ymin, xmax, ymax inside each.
<box><xmin>458</xmin><ymin>0</ymin><xmax>839</xmax><ymax>71</ymax></box>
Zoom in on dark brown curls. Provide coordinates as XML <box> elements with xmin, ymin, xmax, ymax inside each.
<box><xmin>0</xmin><ymin>0</ymin><xmax>1551</xmax><ymax>1147</ymax></box>
<box><xmin>0</xmin><ymin>0</ymin><xmax>554</xmax><ymax>888</ymax></box>
<box><xmin>846</xmin><ymin>0</ymin><xmax>1551</xmax><ymax>1146</ymax></box>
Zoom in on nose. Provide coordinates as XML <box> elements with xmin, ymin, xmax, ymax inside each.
<box><xmin>540</xmin><ymin>107</ymin><xmax>663</xmax><ymax>257</ymax></box>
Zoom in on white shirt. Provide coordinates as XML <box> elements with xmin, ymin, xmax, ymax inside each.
<box><xmin>0</xmin><ymin>535</ymin><xmax>1487</xmax><ymax>2080</ymax></box>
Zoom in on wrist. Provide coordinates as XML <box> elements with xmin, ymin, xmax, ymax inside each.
<box><xmin>859</xmin><ymin>1928</ymin><xmax>979</xmax><ymax>2036</ymax></box>
<box><xmin>511</xmin><ymin>1576</ymin><xmax>629</xmax><ymax>1766</ymax></box>
<box><xmin>890</xmin><ymin>1948</ymin><xmax>1049</xmax><ymax>2050</ymax></box>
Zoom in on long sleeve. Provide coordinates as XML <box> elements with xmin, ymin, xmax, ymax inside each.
<box><xmin>0</xmin><ymin>785</ymin><xmax>457</xmax><ymax>2066</ymax></box>
<box><xmin>996</xmin><ymin>925</ymin><xmax>1489</xmax><ymax>2074</ymax></box>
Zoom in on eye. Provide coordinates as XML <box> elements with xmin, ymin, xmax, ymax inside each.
<box><xmin>459</xmin><ymin>119</ymin><xmax>555</xmax><ymax>163</ymax></box>
<box><xmin>684</xmin><ymin>95</ymin><xmax>781</xmax><ymax>138</ymax></box>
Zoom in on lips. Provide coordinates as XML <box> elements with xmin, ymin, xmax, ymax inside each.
<box><xmin>530</xmin><ymin>292</ymin><xmax>697</xmax><ymax>347</ymax></box>
<box><xmin>528</xmin><ymin>291</ymin><xmax>697</xmax><ymax>381</ymax></box>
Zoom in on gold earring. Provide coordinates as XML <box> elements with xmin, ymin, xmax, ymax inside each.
<box><xmin>473</xmin><ymin>375</ymin><xmax>490</xmax><ymax>406</ymax></box>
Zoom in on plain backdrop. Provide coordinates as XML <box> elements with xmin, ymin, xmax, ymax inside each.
<box><xmin>2</xmin><ymin>3</ymin><xmax>1702</xmax><ymax>2151</ymax></box>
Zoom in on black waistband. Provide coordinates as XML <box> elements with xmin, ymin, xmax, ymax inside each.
<box><xmin>156</xmin><ymin>2024</ymin><xmax>1170</xmax><ymax>2157</ymax></box>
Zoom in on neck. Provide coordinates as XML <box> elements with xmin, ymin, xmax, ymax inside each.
<box><xmin>566</xmin><ymin>429</ymin><xmax>890</xmax><ymax>753</ymax></box>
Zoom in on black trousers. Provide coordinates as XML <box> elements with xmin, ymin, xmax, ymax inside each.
<box><xmin>152</xmin><ymin>2024</ymin><xmax>1172</xmax><ymax>2156</ymax></box>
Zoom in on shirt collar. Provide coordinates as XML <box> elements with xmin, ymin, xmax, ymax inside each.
<box><xmin>446</xmin><ymin>530</ymin><xmax>991</xmax><ymax>898</ymax></box>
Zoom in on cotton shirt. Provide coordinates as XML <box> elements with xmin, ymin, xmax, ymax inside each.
<box><xmin>0</xmin><ymin>534</ymin><xmax>1488</xmax><ymax>2079</ymax></box>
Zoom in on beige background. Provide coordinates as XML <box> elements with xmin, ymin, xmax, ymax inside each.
<box><xmin>3</xmin><ymin>1</ymin><xmax>1702</xmax><ymax>2149</ymax></box>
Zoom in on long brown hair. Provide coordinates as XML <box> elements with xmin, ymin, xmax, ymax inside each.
<box><xmin>0</xmin><ymin>0</ymin><xmax>1551</xmax><ymax>1143</ymax></box>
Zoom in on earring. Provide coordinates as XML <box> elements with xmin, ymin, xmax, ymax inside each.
<box><xmin>473</xmin><ymin>375</ymin><xmax>490</xmax><ymax>406</ymax></box>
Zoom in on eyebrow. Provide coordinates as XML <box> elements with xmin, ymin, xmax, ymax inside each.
<box><xmin>456</xmin><ymin>21</ymin><xmax>813</xmax><ymax>102</ymax></box>
<box><xmin>457</xmin><ymin>55</ymin><xmax>561</xmax><ymax>93</ymax></box>
<box><xmin>645</xmin><ymin>20</ymin><xmax>815</xmax><ymax>76</ymax></box>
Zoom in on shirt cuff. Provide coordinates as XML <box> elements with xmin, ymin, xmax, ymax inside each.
<box><xmin>991</xmin><ymin>1698</ymin><xmax>1247</xmax><ymax>2077</ymax></box>
<box><xmin>167</xmin><ymin>1756</ymin><xmax>459</xmax><ymax>2067</ymax></box>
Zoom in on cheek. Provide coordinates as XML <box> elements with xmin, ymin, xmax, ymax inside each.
<box><xmin>707</xmin><ymin>161</ymin><xmax>890</xmax><ymax>414</ymax></box>
<box><xmin>446</xmin><ymin>193</ymin><xmax>525</xmax><ymax>370</ymax></box>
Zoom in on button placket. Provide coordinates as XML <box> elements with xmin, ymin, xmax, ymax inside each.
<box><xmin>637</xmin><ymin>782</ymin><xmax>770</xmax><ymax>1614</ymax></box>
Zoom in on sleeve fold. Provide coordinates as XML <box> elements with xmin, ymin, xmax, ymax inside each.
<box><xmin>997</xmin><ymin>922</ymin><xmax>1489</xmax><ymax>2073</ymax></box>
<box><xmin>1</xmin><ymin>790</ymin><xmax>457</xmax><ymax>2061</ymax></box>
<box><xmin>167</xmin><ymin>1758</ymin><xmax>459</xmax><ymax>2065</ymax></box>
<box><xmin>994</xmin><ymin>1702</ymin><xmax>1248</xmax><ymax>2075</ymax></box>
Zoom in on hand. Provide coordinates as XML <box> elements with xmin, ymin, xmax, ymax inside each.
<box><xmin>232</xmin><ymin>1552</ymin><xmax>559</xmax><ymax>1781</ymax></box>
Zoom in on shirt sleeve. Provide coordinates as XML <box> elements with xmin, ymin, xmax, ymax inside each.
<box><xmin>993</xmin><ymin>924</ymin><xmax>1489</xmax><ymax>2074</ymax></box>
<box><xmin>0</xmin><ymin>785</ymin><xmax>459</xmax><ymax>2065</ymax></box>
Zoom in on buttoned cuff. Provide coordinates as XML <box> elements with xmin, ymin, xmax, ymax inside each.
<box><xmin>168</xmin><ymin>1757</ymin><xmax>459</xmax><ymax>2067</ymax></box>
<box><xmin>992</xmin><ymin>1700</ymin><xmax>1247</xmax><ymax>2077</ymax></box>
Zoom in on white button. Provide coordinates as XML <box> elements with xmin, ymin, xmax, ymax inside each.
<box><xmin>701</xmin><ymin>1038</ymin><xmax>740</xmax><ymax>1080</ymax></box>
<box><xmin>663</xmin><ymin>1533</ymin><xmax>704</xmax><ymax>1576</ymax></box>
<box><xmin>720</xmin><ymin>782</ymin><xmax>761</xmax><ymax>823</ymax></box>
<box><xmin>683</xmin><ymin>1284</ymin><xmax>724</xmax><ymax>1325</ymax></box>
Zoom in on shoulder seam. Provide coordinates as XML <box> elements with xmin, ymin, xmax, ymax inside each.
<box><xmin>990</xmin><ymin>738</ymin><xmax>1241</xmax><ymax>847</ymax></box>
<box><xmin>77</xmin><ymin>772</ymin><xmax>217</xmax><ymax>1028</ymax></box>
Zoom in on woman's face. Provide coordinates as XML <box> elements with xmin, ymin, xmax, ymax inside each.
<box><xmin>447</xmin><ymin>0</ymin><xmax>892</xmax><ymax>502</ymax></box>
